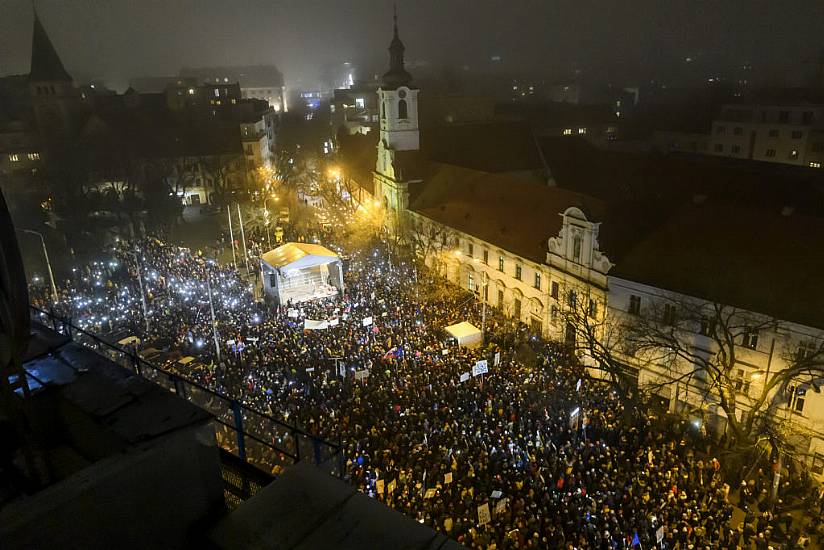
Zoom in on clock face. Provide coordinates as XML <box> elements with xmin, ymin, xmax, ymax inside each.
<box><xmin>398</xmin><ymin>89</ymin><xmax>407</xmax><ymax>99</ymax></box>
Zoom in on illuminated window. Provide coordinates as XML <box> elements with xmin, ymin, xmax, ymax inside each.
<box><xmin>214</xmin><ymin>89</ymin><xmax>220</xmax><ymax>98</ymax></box>
<box><xmin>355</xmin><ymin>97</ymin><xmax>365</xmax><ymax>108</ymax></box>
<box><xmin>742</xmin><ymin>329</ymin><xmax>759</xmax><ymax>350</ymax></box>
<box><xmin>231</xmin><ymin>98</ymin><xmax>236</xmax><ymax>104</ymax></box>
<box><xmin>188</xmin><ymin>88</ymin><xmax>195</xmax><ymax>95</ymax></box>
<box><xmin>9</xmin><ymin>154</ymin><xmax>19</xmax><ymax>162</ymax></box>
<box><xmin>562</xmin><ymin>128</ymin><xmax>572</xmax><ymax>136</ymax></box>
<box><xmin>578</xmin><ymin>127</ymin><xmax>587</xmax><ymax>135</ymax></box>
<box><xmin>534</xmin><ymin>272</ymin><xmax>541</xmax><ymax>290</ymax></box>
<box><xmin>765</xmin><ymin>149</ymin><xmax>776</xmax><ymax>158</ymax></box>
<box><xmin>811</xmin><ymin>162</ymin><xmax>821</xmax><ymax>168</ymax></box>
<box><xmin>789</xmin><ymin>150</ymin><xmax>799</xmax><ymax>159</ymax></box>
<box><xmin>498</xmin><ymin>256</ymin><xmax>504</xmax><ymax>271</ymax></box>
<box><xmin>27</xmin><ymin>153</ymin><xmax>39</xmax><ymax>161</ymax></box>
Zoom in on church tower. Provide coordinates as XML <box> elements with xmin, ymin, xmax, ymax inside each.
<box><xmin>373</xmin><ymin>7</ymin><xmax>420</xmax><ymax>235</ymax></box>
<box><xmin>28</xmin><ymin>10</ymin><xmax>84</xmax><ymax>146</ymax></box>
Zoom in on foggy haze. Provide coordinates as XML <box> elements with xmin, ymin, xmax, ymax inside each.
<box><xmin>1</xmin><ymin>0</ymin><xmax>823</xmax><ymax>90</ymax></box>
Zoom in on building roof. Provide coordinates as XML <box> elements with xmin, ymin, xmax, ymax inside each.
<box><xmin>261</xmin><ymin>242</ymin><xmax>339</xmax><ymax>269</ymax></box>
<box><xmin>410</xmin><ymin>164</ymin><xmax>605</xmax><ymax>264</ymax></box>
<box><xmin>609</xmin><ymin>200</ymin><xmax>824</xmax><ymax>329</ymax></box>
<box><xmin>29</xmin><ymin>11</ymin><xmax>72</xmax><ymax>82</ymax></box>
<box><xmin>337</xmin><ymin>132</ymin><xmax>377</xmax><ymax>195</ymax></box>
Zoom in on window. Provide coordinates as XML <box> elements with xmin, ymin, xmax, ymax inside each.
<box><xmin>534</xmin><ymin>272</ymin><xmax>541</xmax><ymax>290</ymax></box>
<box><xmin>27</xmin><ymin>153</ymin><xmax>39</xmax><ymax>161</ymax></box>
<box><xmin>398</xmin><ymin>99</ymin><xmax>408</xmax><ymax>119</ymax></box>
<box><xmin>797</xmin><ymin>340</ymin><xmax>817</xmax><ymax>361</ymax></box>
<box><xmin>803</xmin><ymin>111</ymin><xmax>814</xmax><ymax>124</ymax></box>
<box><xmin>715</xmin><ymin>125</ymin><xmax>725</xmax><ymax>135</ymax></box>
<box><xmin>483</xmin><ymin>250</ymin><xmax>489</xmax><ymax>264</ymax></box>
<box><xmin>788</xmin><ymin>385</ymin><xmax>806</xmax><ymax>413</ymax></box>
<box><xmin>662</xmin><ymin>303</ymin><xmax>677</xmax><ymax>325</ymax></box>
<box><xmin>497</xmin><ymin>289</ymin><xmax>504</xmax><ymax>308</ymax></box>
<box><xmin>188</xmin><ymin>88</ymin><xmax>196</xmax><ymax>95</ymax></box>
<box><xmin>380</xmin><ymin>101</ymin><xmax>385</xmax><ymax>120</ymax></box>
<box><xmin>742</xmin><ymin>329</ymin><xmax>759</xmax><ymax>350</ymax></box>
<box><xmin>551</xmin><ymin>305</ymin><xmax>559</xmax><ymax>323</ymax></box>
<box><xmin>792</xmin><ymin>130</ymin><xmax>803</xmax><ymax>139</ymax></box>
<box><xmin>572</xmin><ymin>234</ymin><xmax>583</xmax><ymax>262</ymax></box>
<box><xmin>733</xmin><ymin>127</ymin><xmax>743</xmax><ymax>136</ymax></box>
<box><xmin>578</xmin><ymin>127</ymin><xmax>587</xmax><ymax>135</ymax></box>
<box><xmin>765</xmin><ymin>149</ymin><xmax>776</xmax><ymax>158</ymax></box>
<box><xmin>563</xmin><ymin>128</ymin><xmax>572</xmax><ymax>136</ymax></box>
<box><xmin>514</xmin><ymin>265</ymin><xmax>522</xmax><ymax>280</ymax></box>
<box><xmin>513</xmin><ymin>298</ymin><xmax>522</xmax><ymax>319</ymax></box>
<box><xmin>812</xmin><ymin>454</ymin><xmax>824</xmax><ymax>476</ymax></box>
<box><xmin>779</xmin><ymin>111</ymin><xmax>790</xmax><ymax>123</ymax></box>
<box><xmin>214</xmin><ymin>89</ymin><xmax>220</xmax><ymax>98</ymax></box>
<box><xmin>8</xmin><ymin>154</ymin><xmax>19</xmax><ymax>162</ymax></box>
<box><xmin>734</xmin><ymin>369</ymin><xmax>751</xmax><ymax>395</ymax></box>
<box><xmin>588</xmin><ymin>299</ymin><xmax>598</xmax><ymax>318</ymax></box>
<box><xmin>551</xmin><ymin>281</ymin><xmax>559</xmax><ymax>299</ymax></box>
<box><xmin>699</xmin><ymin>316</ymin><xmax>716</xmax><ymax>336</ymax></box>
<box><xmin>355</xmin><ymin>97</ymin><xmax>365</xmax><ymax>108</ymax></box>
<box><xmin>768</xmin><ymin>129</ymin><xmax>779</xmax><ymax>138</ymax></box>
<box><xmin>714</xmin><ymin>144</ymin><xmax>723</xmax><ymax>153</ymax></box>
<box><xmin>628</xmin><ymin>295</ymin><xmax>641</xmax><ymax>315</ymax></box>
<box><xmin>467</xmin><ymin>242</ymin><xmax>474</xmax><ymax>257</ymax></box>
<box><xmin>811</xmin><ymin>162</ymin><xmax>821</xmax><ymax>168</ymax></box>
<box><xmin>567</xmin><ymin>289</ymin><xmax>577</xmax><ymax>309</ymax></box>
<box><xmin>468</xmin><ymin>272</ymin><xmax>475</xmax><ymax>292</ymax></box>
<box><xmin>731</xmin><ymin>145</ymin><xmax>741</xmax><ymax>154</ymax></box>
<box><xmin>789</xmin><ymin>150</ymin><xmax>799</xmax><ymax>160</ymax></box>
<box><xmin>498</xmin><ymin>255</ymin><xmax>504</xmax><ymax>272</ymax></box>
<box><xmin>814</xmin><ymin>142</ymin><xmax>824</xmax><ymax>152</ymax></box>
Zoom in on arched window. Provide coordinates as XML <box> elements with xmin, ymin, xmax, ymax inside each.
<box><xmin>381</xmin><ymin>100</ymin><xmax>385</xmax><ymax>120</ymax></box>
<box><xmin>398</xmin><ymin>99</ymin><xmax>408</xmax><ymax>119</ymax></box>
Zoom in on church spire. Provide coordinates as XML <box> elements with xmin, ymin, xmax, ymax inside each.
<box><xmin>382</xmin><ymin>5</ymin><xmax>412</xmax><ymax>89</ymax></box>
<box><xmin>30</xmin><ymin>8</ymin><xmax>72</xmax><ymax>82</ymax></box>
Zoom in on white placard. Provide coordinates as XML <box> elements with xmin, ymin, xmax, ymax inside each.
<box><xmin>246</xmin><ymin>337</ymin><xmax>259</xmax><ymax>342</ymax></box>
<box><xmin>304</xmin><ymin>319</ymin><xmax>329</xmax><ymax>330</ymax></box>
<box><xmin>362</xmin><ymin>316</ymin><xmax>373</xmax><ymax>327</ymax></box>
<box><xmin>494</xmin><ymin>352</ymin><xmax>501</xmax><ymax>366</ymax></box>
<box><xmin>306</xmin><ymin>367</ymin><xmax>316</xmax><ymax>373</ymax></box>
<box><xmin>226</xmin><ymin>339</ymin><xmax>235</xmax><ymax>346</ymax></box>
<box><xmin>441</xmin><ymin>349</ymin><xmax>449</xmax><ymax>356</ymax></box>
<box><xmin>459</xmin><ymin>372</ymin><xmax>470</xmax><ymax>383</ymax></box>
<box><xmin>576</xmin><ymin>378</ymin><xmax>582</xmax><ymax>392</ymax></box>
<box><xmin>355</xmin><ymin>369</ymin><xmax>370</xmax><ymax>381</ymax></box>
<box><xmin>656</xmin><ymin>526</ymin><xmax>664</xmax><ymax>543</ymax></box>
<box><xmin>287</xmin><ymin>308</ymin><xmax>299</xmax><ymax>318</ymax></box>
<box><xmin>329</xmin><ymin>318</ymin><xmax>339</xmax><ymax>327</ymax></box>
<box><xmin>477</xmin><ymin>503</ymin><xmax>491</xmax><ymax>526</ymax></box>
<box><xmin>472</xmin><ymin>360</ymin><xmax>489</xmax><ymax>377</ymax></box>
<box><xmin>495</xmin><ymin>497</ymin><xmax>508</xmax><ymax>516</ymax></box>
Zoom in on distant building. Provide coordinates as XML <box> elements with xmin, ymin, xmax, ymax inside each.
<box><xmin>179</xmin><ymin>65</ymin><xmax>286</xmax><ymax>112</ymax></box>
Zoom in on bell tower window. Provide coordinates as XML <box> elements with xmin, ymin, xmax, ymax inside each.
<box><xmin>398</xmin><ymin>99</ymin><xmax>408</xmax><ymax>119</ymax></box>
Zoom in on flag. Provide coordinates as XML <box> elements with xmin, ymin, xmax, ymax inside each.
<box><xmin>631</xmin><ymin>532</ymin><xmax>640</xmax><ymax>547</ymax></box>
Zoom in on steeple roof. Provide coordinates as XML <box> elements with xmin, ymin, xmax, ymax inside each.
<box><xmin>30</xmin><ymin>10</ymin><xmax>72</xmax><ymax>82</ymax></box>
<box><xmin>381</xmin><ymin>6</ymin><xmax>413</xmax><ymax>90</ymax></box>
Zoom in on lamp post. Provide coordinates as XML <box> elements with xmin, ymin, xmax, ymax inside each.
<box><xmin>205</xmin><ymin>271</ymin><xmax>221</xmax><ymax>362</ymax></box>
<box><xmin>237</xmin><ymin>203</ymin><xmax>250</xmax><ymax>274</ymax></box>
<box><xmin>17</xmin><ymin>228</ymin><xmax>58</xmax><ymax>303</ymax></box>
<box><xmin>227</xmin><ymin>205</ymin><xmax>237</xmax><ymax>268</ymax></box>
<box><xmin>473</xmin><ymin>258</ymin><xmax>488</xmax><ymax>342</ymax></box>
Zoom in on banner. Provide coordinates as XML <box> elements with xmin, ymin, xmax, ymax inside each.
<box><xmin>304</xmin><ymin>319</ymin><xmax>329</xmax><ymax>330</ymax></box>
<box><xmin>495</xmin><ymin>497</ymin><xmax>508</xmax><ymax>516</ymax></box>
<box><xmin>477</xmin><ymin>503</ymin><xmax>491</xmax><ymax>526</ymax></box>
<box><xmin>329</xmin><ymin>318</ymin><xmax>339</xmax><ymax>327</ymax></box>
<box><xmin>472</xmin><ymin>360</ymin><xmax>489</xmax><ymax>377</ymax></box>
<box><xmin>387</xmin><ymin>479</ymin><xmax>397</xmax><ymax>494</ymax></box>
<box><xmin>376</xmin><ymin>479</ymin><xmax>385</xmax><ymax>495</ymax></box>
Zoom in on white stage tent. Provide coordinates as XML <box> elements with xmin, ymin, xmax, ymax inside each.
<box><xmin>260</xmin><ymin>243</ymin><xmax>344</xmax><ymax>305</ymax></box>
<box><xmin>444</xmin><ymin>321</ymin><xmax>483</xmax><ymax>348</ymax></box>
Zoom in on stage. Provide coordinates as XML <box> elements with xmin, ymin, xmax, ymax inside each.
<box><xmin>260</xmin><ymin>243</ymin><xmax>344</xmax><ymax>305</ymax></box>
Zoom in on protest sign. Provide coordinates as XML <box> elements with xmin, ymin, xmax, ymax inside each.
<box><xmin>478</xmin><ymin>503</ymin><xmax>491</xmax><ymax>525</ymax></box>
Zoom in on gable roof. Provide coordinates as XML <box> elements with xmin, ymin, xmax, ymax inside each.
<box><xmin>29</xmin><ymin>12</ymin><xmax>72</xmax><ymax>82</ymax></box>
<box><xmin>410</xmin><ymin>164</ymin><xmax>604</xmax><ymax>263</ymax></box>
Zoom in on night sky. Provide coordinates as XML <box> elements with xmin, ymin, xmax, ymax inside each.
<box><xmin>1</xmin><ymin>0</ymin><xmax>822</xmax><ymax>90</ymax></box>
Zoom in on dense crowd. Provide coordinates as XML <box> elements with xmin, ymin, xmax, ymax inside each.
<box><xmin>30</xmin><ymin>234</ymin><xmax>823</xmax><ymax>549</ymax></box>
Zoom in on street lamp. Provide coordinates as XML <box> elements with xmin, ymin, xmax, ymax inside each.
<box><xmin>17</xmin><ymin>228</ymin><xmax>57</xmax><ymax>303</ymax></box>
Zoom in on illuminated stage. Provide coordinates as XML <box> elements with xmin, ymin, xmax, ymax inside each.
<box><xmin>260</xmin><ymin>243</ymin><xmax>344</xmax><ymax>305</ymax></box>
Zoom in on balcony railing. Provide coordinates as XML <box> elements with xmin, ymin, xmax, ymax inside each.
<box><xmin>29</xmin><ymin>305</ymin><xmax>345</xmax><ymax>481</ymax></box>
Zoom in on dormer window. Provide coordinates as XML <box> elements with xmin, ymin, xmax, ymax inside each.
<box><xmin>572</xmin><ymin>233</ymin><xmax>582</xmax><ymax>262</ymax></box>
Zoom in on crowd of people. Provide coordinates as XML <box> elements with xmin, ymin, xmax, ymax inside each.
<box><xmin>29</xmin><ymin>231</ymin><xmax>822</xmax><ymax>549</ymax></box>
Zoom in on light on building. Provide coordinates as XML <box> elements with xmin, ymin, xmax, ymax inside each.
<box><xmin>188</xmin><ymin>88</ymin><xmax>195</xmax><ymax>95</ymax></box>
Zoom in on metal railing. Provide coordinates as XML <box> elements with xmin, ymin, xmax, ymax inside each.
<box><xmin>29</xmin><ymin>305</ymin><xmax>345</xmax><ymax>481</ymax></box>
